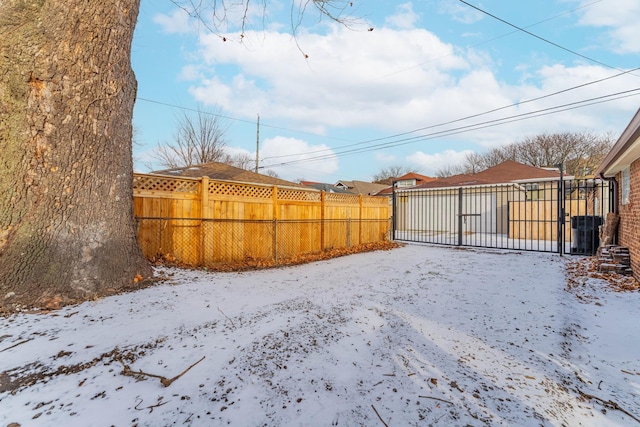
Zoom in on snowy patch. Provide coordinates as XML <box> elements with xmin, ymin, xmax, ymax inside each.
<box><xmin>1</xmin><ymin>245</ymin><xmax>639</xmax><ymax>426</ymax></box>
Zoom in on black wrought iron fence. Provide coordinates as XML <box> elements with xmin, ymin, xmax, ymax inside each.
<box><xmin>392</xmin><ymin>179</ymin><xmax>612</xmax><ymax>254</ymax></box>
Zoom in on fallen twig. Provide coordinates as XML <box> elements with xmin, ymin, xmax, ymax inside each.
<box><xmin>0</xmin><ymin>338</ymin><xmax>33</xmax><ymax>353</ymax></box>
<box><xmin>371</xmin><ymin>404</ymin><xmax>389</xmax><ymax>427</ymax></box>
<box><xmin>577</xmin><ymin>388</ymin><xmax>640</xmax><ymax>424</ymax></box>
<box><xmin>122</xmin><ymin>356</ymin><xmax>206</xmax><ymax>387</ymax></box>
<box><xmin>64</xmin><ymin>311</ymin><xmax>79</xmax><ymax>318</ymax></box>
<box><xmin>135</xmin><ymin>397</ymin><xmax>168</xmax><ymax>413</ymax></box>
<box><xmin>418</xmin><ymin>395</ymin><xmax>454</xmax><ymax>405</ymax></box>
<box><xmin>218</xmin><ymin>307</ymin><xmax>236</xmax><ymax>329</ymax></box>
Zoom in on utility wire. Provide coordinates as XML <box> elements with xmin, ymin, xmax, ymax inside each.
<box><xmin>138</xmin><ymin>0</ymin><xmax>634</xmax><ymax>163</ymax></box>
<box><xmin>378</xmin><ymin>0</ymin><xmax>604</xmax><ymax>79</ymax></box>
<box><xmin>138</xmin><ymin>65</ymin><xmax>638</xmax><ymax>165</ymax></box>
<box><xmin>458</xmin><ymin>0</ymin><xmax>633</xmax><ymax>74</ymax></box>
<box><xmin>136</xmin><ymin>97</ymin><xmax>355</xmax><ymax>143</ymax></box>
<box><xmin>262</xmin><ymin>67</ymin><xmax>640</xmax><ymax>161</ymax></box>
<box><xmin>260</xmin><ymin>88</ymin><xmax>640</xmax><ymax>168</ymax></box>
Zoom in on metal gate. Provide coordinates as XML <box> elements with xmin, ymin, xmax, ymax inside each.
<box><xmin>392</xmin><ymin>178</ymin><xmax>612</xmax><ymax>254</ymax></box>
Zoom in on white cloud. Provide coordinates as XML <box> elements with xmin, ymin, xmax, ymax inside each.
<box><xmin>385</xmin><ymin>3</ymin><xmax>419</xmax><ymax>30</ymax></box>
<box><xmin>258</xmin><ymin>136</ymin><xmax>339</xmax><ymax>182</ymax></box>
<box><xmin>436</xmin><ymin>1</ymin><xmax>483</xmax><ymax>24</ymax></box>
<box><xmin>189</xmin><ymin>25</ymin><xmax>469</xmax><ymax>131</ymax></box>
<box><xmin>163</xmin><ymin>7</ymin><xmax>637</xmax><ymax>181</ymax></box>
<box><xmin>225</xmin><ymin>145</ymin><xmax>253</xmax><ymax>158</ymax></box>
<box><xmin>178</xmin><ymin>64</ymin><xmax>203</xmax><ymax>81</ymax></box>
<box><xmin>374</xmin><ymin>152</ymin><xmax>397</xmax><ymax>163</ymax></box>
<box><xmin>406</xmin><ymin>149</ymin><xmax>474</xmax><ymax>176</ymax></box>
<box><xmin>153</xmin><ymin>9</ymin><xmax>195</xmax><ymax>35</ymax></box>
<box><xmin>576</xmin><ymin>0</ymin><xmax>640</xmax><ymax>54</ymax></box>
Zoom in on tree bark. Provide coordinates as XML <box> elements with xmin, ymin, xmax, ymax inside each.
<box><xmin>0</xmin><ymin>0</ymin><xmax>152</xmax><ymax>309</ymax></box>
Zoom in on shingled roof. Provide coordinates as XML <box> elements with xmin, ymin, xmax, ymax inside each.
<box><xmin>335</xmin><ymin>180</ymin><xmax>389</xmax><ymax>196</ymax></box>
<box><xmin>414</xmin><ymin>161</ymin><xmax>562</xmax><ymax>189</ymax></box>
<box><xmin>474</xmin><ymin>160</ymin><xmax>562</xmax><ymax>183</ymax></box>
<box><xmin>150</xmin><ymin>162</ymin><xmax>305</xmax><ymax>188</ymax></box>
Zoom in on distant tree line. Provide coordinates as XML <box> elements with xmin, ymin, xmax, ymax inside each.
<box><xmin>436</xmin><ymin>132</ymin><xmax>614</xmax><ymax>178</ymax></box>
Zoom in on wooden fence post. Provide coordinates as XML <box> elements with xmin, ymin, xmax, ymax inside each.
<box><xmin>272</xmin><ymin>186</ymin><xmax>279</xmax><ymax>263</ymax></box>
<box><xmin>358</xmin><ymin>194</ymin><xmax>363</xmax><ymax>245</ymax></box>
<box><xmin>321</xmin><ymin>191</ymin><xmax>325</xmax><ymax>251</ymax></box>
<box><xmin>200</xmin><ymin>176</ymin><xmax>209</xmax><ymax>266</ymax></box>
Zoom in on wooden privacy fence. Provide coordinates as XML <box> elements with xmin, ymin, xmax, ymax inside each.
<box><xmin>509</xmin><ymin>181</ymin><xmax>610</xmax><ymax>244</ymax></box>
<box><xmin>509</xmin><ymin>200</ymin><xmax>590</xmax><ymax>242</ymax></box>
<box><xmin>133</xmin><ymin>174</ymin><xmax>391</xmax><ymax>268</ymax></box>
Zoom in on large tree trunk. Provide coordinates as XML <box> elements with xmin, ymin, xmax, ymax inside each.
<box><xmin>0</xmin><ymin>0</ymin><xmax>152</xmax><ymax>309</ymax></box>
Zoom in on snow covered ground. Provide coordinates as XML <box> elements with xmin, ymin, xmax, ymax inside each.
<box><xmin>1</xmin><ymin>244</ymin><xmax>639</xmax><ymax>426</ymax></box>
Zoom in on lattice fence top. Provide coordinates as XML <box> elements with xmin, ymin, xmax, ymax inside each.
<box><xmin>208</xmin><ymin>181</ymin><xmax>274</xmax><ymax>199</ymax></box>
<box><xmin>279</xmin><ymin>188</ymin><xmax>321</xmax><ymax>202</ymax></box>
<box><xmin>325</xmin><ymin>193</ymin><xmax>359</xmax><ymax>204</ymax></box>
<box><xmin>134</xmin><ymin>174</ymin><xmax>199</xmax><ymax>194</ymax></box>
<box><xmin>134</xmin><ymin>173</ymin><xmax>390</xmax><ymax>208</ymax></box>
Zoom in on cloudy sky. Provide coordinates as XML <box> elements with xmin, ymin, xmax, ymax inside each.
<box><xmin>132</xmin><ymin>0</ymin><xmax>640</xmax><ymax>182</ymax></box>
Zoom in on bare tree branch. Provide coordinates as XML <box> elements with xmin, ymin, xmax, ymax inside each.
<box><xmin>448</xmin><ymin>132</ymin><xmax>614</xmax><ymax>178</ymax></box>
<box><xmin>169</xmin><ymin>0</ymin><xmax>361</xmax><ymax>52</ymax></box>
<box><xmin>372</xmin><ymin>164</ymin><xmax>415</xmax><ymax>183</ymax></box>
<box><xmin>155</xmin><ymin>106</ymin><xmax>230</xmax><ymax>169</ymax></box>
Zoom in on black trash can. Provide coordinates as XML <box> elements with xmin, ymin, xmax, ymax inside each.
<box><xmin>570</xmin><ymin>215</ymin><xmax>603</xmax><ymax>255</ymax></box>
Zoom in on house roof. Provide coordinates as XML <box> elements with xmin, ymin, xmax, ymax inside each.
<box><xmin>335</xmin><ymin>180</ymin><xmax>389</xmax><ymax>196</ymax></box>
<box><xmin>372</xmin><ymin>172</ymin><xmax>437</xmax><ymax>196</ymax></box>
<box><xmin>413</xmin><ymin>161</ymin><xmax>562</xmax><ymax>189</ymax></box>
<box><xmin>300</xmin><ymin>182</ymin><xmax>351</xmax><ymax>193</ymax></box>
<box><xmin>396</xmin><ymin>172</ymin><xmax>436</xmax><ymax>183</ymax></box>
<box><xmin>150</xmin><ymin>162</ymin><xmax>305</xmax><ymax>188</ymax></box>
<box><xmin>413</xmin><ymin>174</ymin><xmax>495</xmax><ymax>189</ymax></box>
<box><xmin>596</xmin><ymin>107</ymin><xmax>640</xmax><ymax>178</ymax></box>
<box><xmin>473</xmin><ymin>160</ymin><xmax>561</xmax><ymax>183</ymax></box>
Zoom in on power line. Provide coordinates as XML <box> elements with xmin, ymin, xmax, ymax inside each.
<box><xmin>136</xmin><ymin>97</ymin><xmax>356</xmax><ymax>143</ymax></box>
<box><xmin>137</xmin><ymin>65</ymin><xmax>638</xmax><ymax>167</ymax></box>
<box><xmin>260</xmin><ymin>88</ymin><xmax>640</xmax><ymax>168</ymax></box>
<box><xmin>458</xmin><ymin>0</ymin><xmax>632</xmax><ymax>74</ymax></box>
<box><xmin>377</xmin><ymin>0</ymin><xmax>604</xmax><ymax>79</ymax></box>
<box><xmin>138</xmin><ymin>0</ymin><xmax>636</xmax><ymax>164</ymax></box>
<box><xmin>261</xmin><ymin>67</ymin><xmax>640</xmax><ymax>161</ymax></box>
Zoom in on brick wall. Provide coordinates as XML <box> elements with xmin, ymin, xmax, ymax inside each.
<box><xmin>617</xmin><ymin>158</ymin><xmax>640</xmax><ymax>282</ymax></box>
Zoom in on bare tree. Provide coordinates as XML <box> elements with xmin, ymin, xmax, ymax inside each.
<box><xmin>373</xmin><ymin>165</ymin><xmax>414</xmax><ymax>183</ymax></box>
<box><xmin>452</xmin><ymin>132</ymin><xmax>614</xmax><ymax>178</ymax></box>
<box><xmin>435</xmin><ymin>164</ymin><xmax>465</xmax><ymax>178</ymax></box>
<box><xmin>0</xmin><ymin>0</ymin><xmax>357</xmax><ymax>309</ymax></box>
<box><xmin>262</xmin><ymin>169</ymin><xmax>281</xmax><ymax>178</ymax></box>
<box><xmin>563</xmin><ymin>132</ymin><xmax>615</xmax><ymax>177</ymax></box>
<box><xmin>156</xmin><ymin>107</ymin><xmax>230</xmax><ymax>169</ymax></box>
<box><xmin>228</xmin><ymin>152</ymin><xmax>256</xmax><ymax>170</ymax></box>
